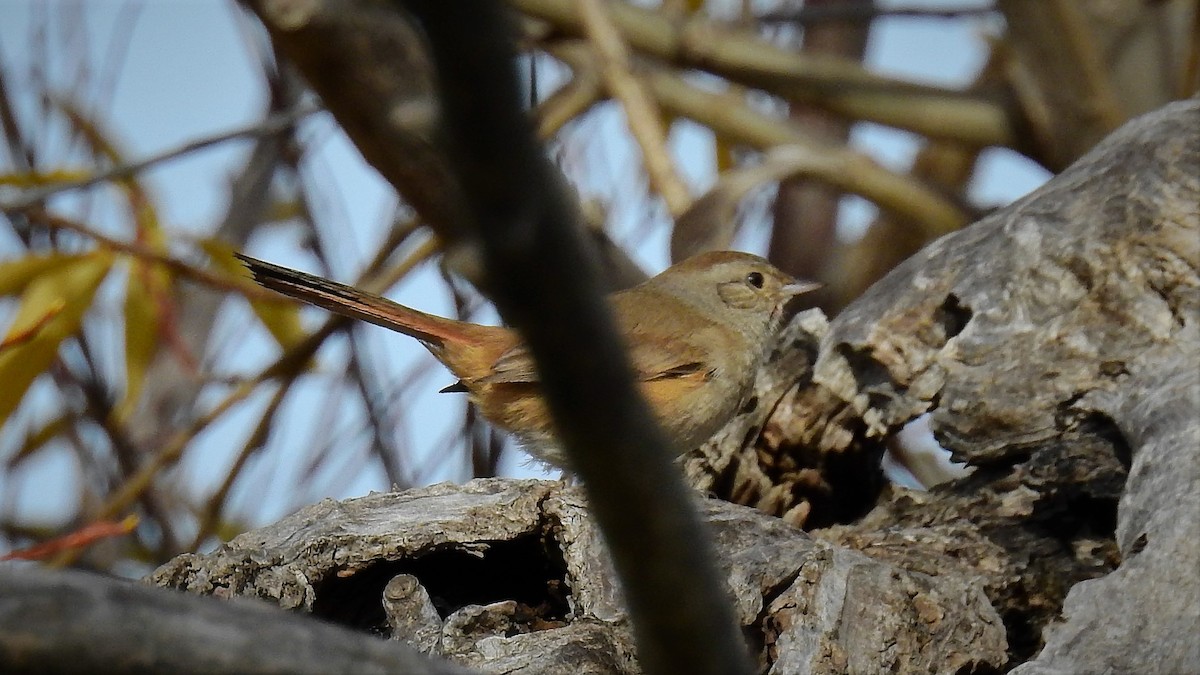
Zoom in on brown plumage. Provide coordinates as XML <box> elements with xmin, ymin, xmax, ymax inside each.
<box><xmin>239</xmin><ymin>251</ymin><xmax>818</xmax><ymax>469</ymax></box>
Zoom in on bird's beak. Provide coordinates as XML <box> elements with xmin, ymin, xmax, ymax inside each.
<box><xmin>782</xmin><ymin>280</ymin><xmax>823</xmax><ymax>298</ymax></box>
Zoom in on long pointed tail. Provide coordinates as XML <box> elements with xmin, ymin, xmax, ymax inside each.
<box><xmin>237</xmin><ymin>254</ymin><xmax>477</xmax><ymax>350</ymax></box>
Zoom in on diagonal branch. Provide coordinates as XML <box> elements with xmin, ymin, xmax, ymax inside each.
<box><xmin>578</xmin><ymin>0</ymin><xmax>691</xmax><ymax>217</ymax></box>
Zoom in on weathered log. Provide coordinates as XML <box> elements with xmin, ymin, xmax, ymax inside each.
<box><xmin>151</xmin><ymin>479</ymin><xmax>1007</xmax><ymax>673</ymax></box>
<box><xmin>0</xmin><ymin>566</ymin><xmax>473</xmax><ymax>675</ymax></box>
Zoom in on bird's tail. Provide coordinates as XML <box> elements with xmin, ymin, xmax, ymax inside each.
<box><xmin>237</xmin><ymin>254</ymin><xmax>486</xmax><ymax>352</ymax></box>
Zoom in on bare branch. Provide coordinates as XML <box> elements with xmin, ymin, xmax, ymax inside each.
<box><xmin>578</xmin><ymin>0</ymin><xmax>691</xmax><ymax>217</ymax></box>
<box><xmin>514</xmin><ymin>0</ymin><xmax>1015</xmax><ymax>146</ymax></box>
<box><xmin>1</xmin><ymin>104</ymin><xmax>317</xmax><ymax>211</ymax></box>
<box><xmin>759</xmin><ymin>2</ymin><xmax>998</xmax><ymax>24</ymax></box>
<box><xmin>27</xmin><ymin>210</ymin><xmax>282</xmax><ymax>301</ymax></box>
<box><xmin>0</xmin><ymin>566</ymin><xmax>474</xmax><ymax>675</ymax></box>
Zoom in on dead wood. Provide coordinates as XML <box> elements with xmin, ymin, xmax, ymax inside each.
<box><xmin>0</xmin><ymin>566</ymin><xmax>472</xmax><ymax>675</ymax></box>
<box><xmin>150</xmin><ymin>479</ymin><xmax>1006</xmax><ymax>673</ymax></box>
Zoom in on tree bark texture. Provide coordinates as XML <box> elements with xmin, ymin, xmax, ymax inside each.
<box><xmin>808</xmin><ymin>97</ymin><xmax>1198</xmax><ymax>669</ymax></box>
<box><xmin>151</xmin><ymin>479</ymin><xmax>1006</xmax><ymax>674</ymax></box>
<box><xmin>695</xmin><ymin>97</ymin><xmax>1197</xmax><ymax>669</ymax></box>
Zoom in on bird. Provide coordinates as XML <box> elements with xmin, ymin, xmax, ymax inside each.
<box><xmin>237</xmin><ymin>250</ymin><xmax>819</xmax><ymax>469</ymax></box>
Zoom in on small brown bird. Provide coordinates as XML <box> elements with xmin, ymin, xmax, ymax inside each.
<box><xmin>238</xmin><ymin>251</ymin><xmax>818</xmax><ymax>469</ymax></box>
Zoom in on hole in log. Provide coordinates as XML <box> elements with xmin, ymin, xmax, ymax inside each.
<box><xmin>740</xmin><ymin>395</ymin><xmax>759</xmax><ymax>415</ymax></box>
<box><xmin>311</xmin><ymin>530</ymin><xmax>571</xmax><ymax>635</ymax></box>
<box><xmin>835</xmin><ymin>344</ymin><xmax>894</xmax><ymax>408</ymax></box>
<box><xmin>936</xmin><ymin>293</ymin><xmax>973</xmax><ymax>341</ymax></box>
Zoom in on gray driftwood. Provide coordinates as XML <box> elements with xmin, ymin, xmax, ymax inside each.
<box><xmin>151</xmin><ymin>479</ymin><xmax>1006</xmax><ymax>673</ymax></box>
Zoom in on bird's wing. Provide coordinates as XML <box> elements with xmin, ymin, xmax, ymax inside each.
<box><xmin>626</xmin><ymin>339</ymin><xmax>713</xmax><ymax>382</ymax></box>
<box><xmin>476</xmin><ymin>344</ymin><xmax>540</xmax><ymax>384</ymax></box>
<box><xmin>477</xmin><ymin>338</ymin><xmax>712</xmax><ymax>385</ymax></box>
<box><xmin>476</xmin><ymin>287</ymin><xmax>716</xmax><ymax>386</ymax></box>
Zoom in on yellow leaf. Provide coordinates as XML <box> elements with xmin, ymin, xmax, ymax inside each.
<box><xmin>6</xmin><ymin>415</ymin><xmax>68</xmax><ymax>469</ymax></box>
<box><xmin>0</xmin><ymin>253</ymin><xmax>88</xmax><ymax>297</ymax></box>
<box><xmin>115</xmin><ymin>261</ymin><xmax>168</xmax><ymax>422</ymax></box>
<box><xmin>0</xmin><ymin>169</ymin><xmax>93</xmax><ymax>188</ymax></box>
<box><xmin>130</xmin><ymin>194</ymin><xmax>166</xmax><ymax>252</ymax></box>
<box><xmin>714</xmin><ymin>134</ymin><xmax>736</xmax><ymax>174</ymax></box>
<box><xmin>264</xmin><ymin>196</ymin><xmax>304</xmax><ymax>225</ymax></box>
<box><xmin>199</xmin><ymin>238</ymin><xmax>306</xmax><ymax>350</ymax></box>
<box><xmin>0</xmin><ymin>299</ymin><xmax>64</xmax><ymax>350</ymax></box>
<box><xmin>0</xmin><ymin>251</ymin><xmax>114</xmax><ymax>425</ymax></box>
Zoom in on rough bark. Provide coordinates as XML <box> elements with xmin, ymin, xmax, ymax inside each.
<box><xmin>150</xmin><ymin>479</ymin><xmax>1006</xmax><ymax>674</ymax></box>
<box><xmin>786</xmin><ymin>98</ymin><xmax>1197</xmax><ymax>669</ymax></box>
<box><xmin>669</xmin><ymin>97</ymin><xmax>1193</xmax><ymax>669</ymax></box>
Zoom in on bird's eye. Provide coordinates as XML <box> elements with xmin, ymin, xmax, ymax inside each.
<box><xmin>745</xmin><ymin>271</ymin><xmax>765</xmax><ymax>288</ymax></box>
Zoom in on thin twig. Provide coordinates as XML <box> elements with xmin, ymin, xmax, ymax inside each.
<box><xmin>638</xmin><ymin>62</ymin><xmax>971</xmax><ymax>237</ymax></box>
<box><xmin>534</xmin><ymin>55</ymin><xmax>604</xmax><ymax>139</ymax></box>
<box><xmin>514</xmin><ymin>0</ymin><xmax>1014</xmax><ymax>147</ymax></box>
<box><xmin>51</xmin><ymin>377</ymin><xmax>259</xmax><ymax>567</ymax></box>
<box><xmin>759</xmin><ymin>2</ymin><xmax>998</xmax><ymax>24</ymax></box>
<box><xmin>2</xmin><ymin>104</ymin><xmax>319</xmax><ymax>211</ymax></box>
<box><xmin>189</xmin><ymin>374</ymin><xmax>295</xmax><ymax>552</ymax></box>
<box><xmin>546</xmin><ymin>37</ymin><xmax>969</xmax><ymax>240</ymax></box>
<box><xmin>27</xmin><ymin>210</ymin><xmax>282</xmax><ymax>302</ymax></box>
<box><xmin>58</xmin><ymin>228</ymin><xmax>440</xmax><ymax>564</ymax></box>
<box><xmin>0</xmin><ymin>64</ymin><xmax>35</xmax><ymax>172</ymax></box>
<box><xmin>123</xmin><ymin>234</ymin><xmax>441</xmax><ymax>531</ymax></box>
